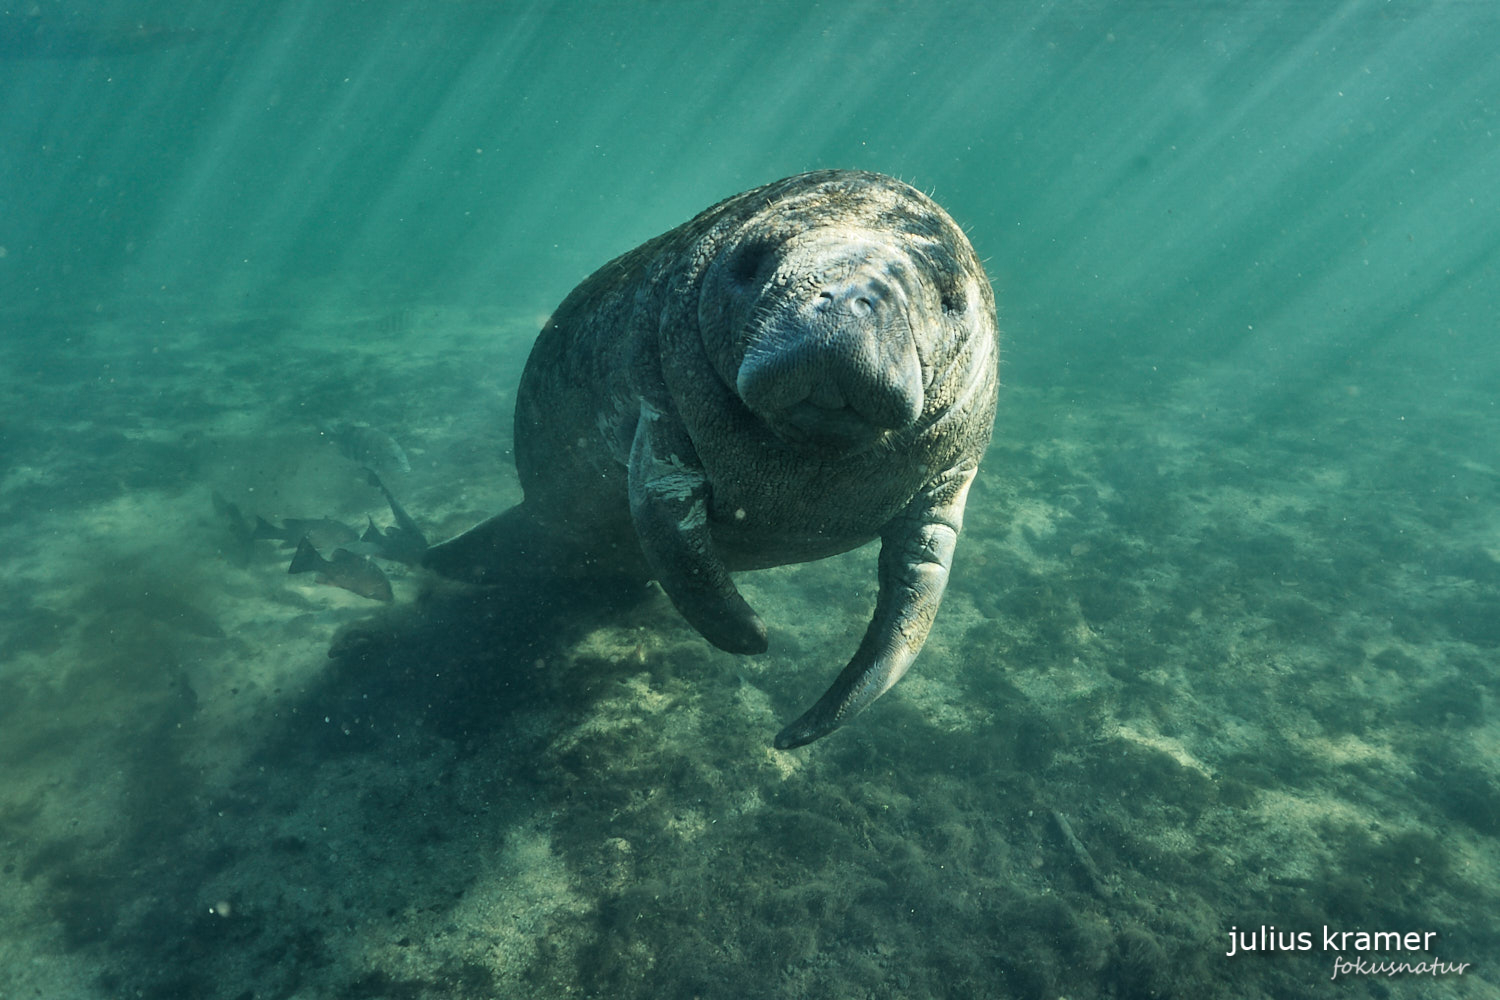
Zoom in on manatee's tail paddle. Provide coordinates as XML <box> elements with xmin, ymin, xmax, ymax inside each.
<box><xmin>421</xmin><ymin>506</ymin><xmax>543</xmax><ymax>585</ymax></box>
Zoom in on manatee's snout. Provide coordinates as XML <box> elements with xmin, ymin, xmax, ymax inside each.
<box><xmin>814</xmin><ymin>278</ymin><xmax>878</xmax><ymax>324</ymax></box>
<box><xmin>738</xmin><ymin>257</ymin><xmax>925</xmax><ymax>448</ymax></box>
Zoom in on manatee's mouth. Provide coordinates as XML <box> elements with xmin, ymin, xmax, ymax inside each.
<box><xmin>769</xmin><ymin>399</ymin><xmax>889</xmax><ymax>451</ymax></box>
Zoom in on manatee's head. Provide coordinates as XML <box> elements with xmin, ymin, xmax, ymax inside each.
<box><xmin>695</xmin><ymin>173</ymin><xmax>989</xmax><ymax>453</ymax></box>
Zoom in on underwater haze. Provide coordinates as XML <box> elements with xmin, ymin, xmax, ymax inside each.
<box><xmin>2</xmin><ymin>1</ymin><xmax>1498</xmax><ymax>998</ymax></box>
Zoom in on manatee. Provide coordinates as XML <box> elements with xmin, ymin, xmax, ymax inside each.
<box><xmin>424</xmin><ymin>169</ymin><xmax>999</xmax><ymax>748</ymax></box>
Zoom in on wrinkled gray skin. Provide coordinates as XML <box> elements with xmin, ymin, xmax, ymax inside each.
<box><xmin>424</xmin><ymin>169</ymin><xmax>999</xmax><ymax>748</ymax></box>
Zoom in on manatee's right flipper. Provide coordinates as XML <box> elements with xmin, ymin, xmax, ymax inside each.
<box><xmin>774</xmin><ymin>466</ymin><xmax>977</xmax><ymax>749</ymax></box>
<box><xmin>627</xmin><ymin>401</ymin><xmax>768</xmax><ymax>655</ymax></box>
<box><xmin>421</xmin><ymin>505</ymin><xmax>549</xmax><ymax>586</ymax></box>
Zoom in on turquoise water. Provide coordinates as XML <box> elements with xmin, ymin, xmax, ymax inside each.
<box><xmin>2</xmin><ymin>2</ymin><xmax>1497</xmax><ymax>998</ymax></box>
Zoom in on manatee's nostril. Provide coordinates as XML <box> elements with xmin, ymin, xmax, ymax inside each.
<box><xmin>815</xmin><ymin>286</ymin><xmax>878</xmax><ymax>317</ymax></box>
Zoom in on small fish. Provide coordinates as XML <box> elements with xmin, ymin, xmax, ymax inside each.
<box><xmin>358</xmin><ymin>469</ymin><xmax>429</xmax><ymax>564</ymax></box>
<box><xmin>212</xmin><ymin>491</ymin><xmax>250</xmax><ymax>535</ymax></box>
<box><xmin>321</xmin><ymin>420</ymin><xmax>411</xmax><ymax>477</ymax></box>
<box><xmin>288</xmin><ymin>538</ymin><xmax>393</xmax><ymax>602</ymax></box>
<box><xmin>252</xmin><ymin>515</ymin><xmax>361</xmax><ymax>551</ymax></box>
<box><xmin>212</xmin><ymin>491</ymin><xmax>256</xmax><ymax>566</ymax></box>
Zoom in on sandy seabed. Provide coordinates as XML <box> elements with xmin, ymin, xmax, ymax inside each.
<box><xmin>0</xmin><ymin>302</ymin><xmax>1496</xmax><ymax>1000</ymax></box>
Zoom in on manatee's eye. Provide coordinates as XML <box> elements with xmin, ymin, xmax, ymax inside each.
<box><xmin>941</xmin><ymin>283</ymin><xmax>968</xmax><ymax>316</ymax></box>
<box><xmin>726</xmin><ymin>242</ymin><xmax>772</xmax><ymax>287</ymax></box>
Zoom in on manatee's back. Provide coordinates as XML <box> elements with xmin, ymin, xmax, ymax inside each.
<box><xmin>509</xmin><ymin>212</ymin><xmax>725</xmax><ymax>556</ymax></box>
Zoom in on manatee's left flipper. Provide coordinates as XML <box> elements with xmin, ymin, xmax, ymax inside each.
<box><xmin>627</xmin><ymin>401</ymin><xmax>768</xmax><ymax>655</ymax></box>
<box><xmin>775</xmin><ymin>466</ymin><xmax>977</xmax><ymax>749</ymax></box>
